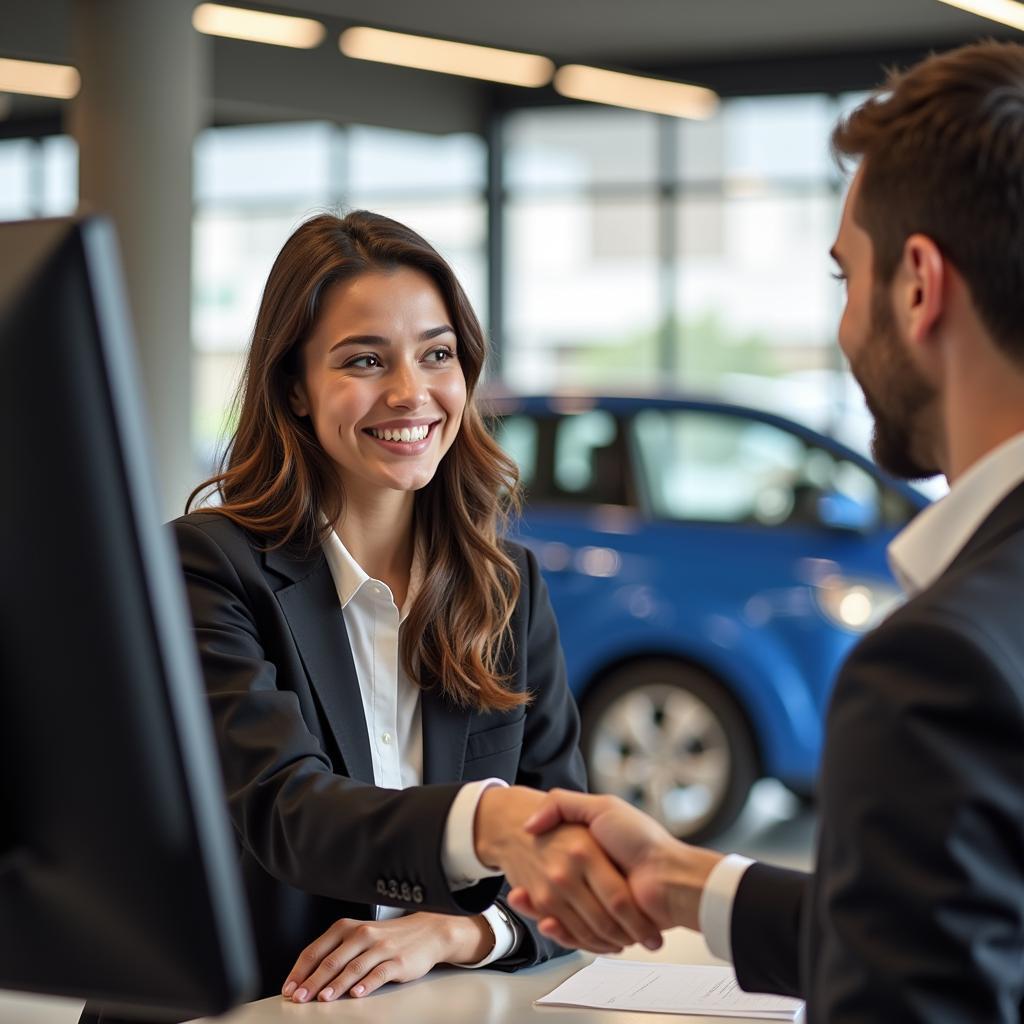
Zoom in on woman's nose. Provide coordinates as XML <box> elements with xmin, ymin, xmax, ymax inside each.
<box><xmin>386</xmin><ymin>361</ymin><xmax>428</xmax><ymax>409</ymax></box>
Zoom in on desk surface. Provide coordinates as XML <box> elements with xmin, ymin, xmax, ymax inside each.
<box><xmin>186</xmin><ymin>927</ymin><xmax>777</xmax><ymax>1024</ymax></box>
<box><xmin>0</xmin><ymin>929</ymin><xmax>774</xmax><ymax>1024</ymax></box>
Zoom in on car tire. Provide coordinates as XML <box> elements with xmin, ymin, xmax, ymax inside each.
<box><xmin>579</xmin><ymin>660</ymin><xmax>758</xmax><ymax>844</ymax></box>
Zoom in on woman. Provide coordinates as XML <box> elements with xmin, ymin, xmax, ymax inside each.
<box><xmin>170</xmin><ymin>212</ymin><xmax>652</xmax><ymax>1007</ymax></box>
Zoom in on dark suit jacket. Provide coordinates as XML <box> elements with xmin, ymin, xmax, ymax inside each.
<box><xmin>731</xmin><ymin>483</ymin><xmax>1024</xmax><ymax>1021</ymax></box>
<box><xmin>171</xmin><ymin>511</ymin><xmax>587</xmax><ymax>998</ymax></box>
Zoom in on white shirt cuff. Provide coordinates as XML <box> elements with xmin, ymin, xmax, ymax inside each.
<box><xmin>698</xmin><ymin>854</ymin><xmax>755</xmax><ymax>963</ymax></box>
<box><xmin>451</xmin><ymin>903</ymin><xmax>521</xmax><ymax>969</ymax></box>
<box><xmin>441</xmin><ymin>778</ymin><xmax>508</xmax><ymax>889</ymax></box>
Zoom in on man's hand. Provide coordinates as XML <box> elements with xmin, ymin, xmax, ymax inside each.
<box><xmin>505</xmin><ymin>789</ymin><xmax>724</xmax><ymax>942</ymax></box>
<box><xmin>474</xmin><ymin>786</ymin><xmax>663</xmax><ymax>953</ymax></box>
<box><xmin>281</xmin><ymin>912</ymin><xmax>493</xmax><ymax>1002</ymax></box>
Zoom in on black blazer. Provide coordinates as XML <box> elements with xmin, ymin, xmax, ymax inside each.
<box><xmin>171</xmin><ymin>511</ymin><xmax>587</xmax><ymax>997</ymax></box>
<box><xmin>730</xmin><ymin>483</ymin><xmax>1024</xmax><ymax>1022</ymax></box>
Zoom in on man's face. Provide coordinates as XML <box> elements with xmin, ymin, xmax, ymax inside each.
<box><xmin>832</xmin><ymin>169</ymin><xmax>940</xmax><ymax>479</ymax></box>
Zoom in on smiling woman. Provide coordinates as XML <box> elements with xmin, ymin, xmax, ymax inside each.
<box><xmin>91</xmin><ymin>212</ymin><xmax>656</xmax><ymax>1023</ymax></box>
<box><xmin>189</xmin><ymin>212</ymin><xmax>523</xmax><ymax>712</ymax></box>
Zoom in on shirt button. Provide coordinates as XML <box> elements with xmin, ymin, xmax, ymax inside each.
<box><xmin>382</xmin><ymin>732</ymin><xmax>392</xmax><ymax>745</ymax></box>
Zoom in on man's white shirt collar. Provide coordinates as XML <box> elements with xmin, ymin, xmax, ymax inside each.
<box><xmin>887</xmin><ymin>431</ymin><xmax>1024</xmax><ymax>596</ymax></box>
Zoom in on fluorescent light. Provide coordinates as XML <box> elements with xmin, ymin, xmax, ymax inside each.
<box><xmin>192</xmin><ymin>3</ymin><xmax>326</xmax><ymax>48</ymax></box>
<box><xmin>339</xmin><ymin>26</ymin><xmax>554</xmax><ymax>88</ymax></box>
<box><xmin>0</xmin><ymin>57</ymin><xmax>80</xmax><ymax>100</ymax></box>
<box><xmin>554</xmin><ymin>64</ymin><xmax>718</xmax><ymax>120</ymax></box>
<box><xmin>935</xmin><ymin>0</ymin><xmax>1024</xmax><ymax>29</ymax></box>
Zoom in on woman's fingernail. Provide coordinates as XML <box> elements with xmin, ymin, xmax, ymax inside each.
<box><xmin>352</xmin><ymin>985</ymin><xmax>365</xmax><ymax>997</ymax></box>
<box><xmin>645</xmin><ymin>937</ymin><xmax>662</xmax><ymax>951</ymax></box>
<box><xmin>282</xmin><ymin>982</ymin><xmax>297</xmax><ymax>997</ymax></box>
<box><xmin>320</xmin><ymin>988</ymin><xmax>334</xmax><ymax>1001</ymax></box>
<box><xmin>294</xmin><ymin>988</ymin><xmax>308</xmax><ymax>1002</ymax></box>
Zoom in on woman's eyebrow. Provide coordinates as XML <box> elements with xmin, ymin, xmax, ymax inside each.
<box><xmin>328</xmin><ymin>325</ymin><xmax>454</xmax><ymax>354</ymax></box>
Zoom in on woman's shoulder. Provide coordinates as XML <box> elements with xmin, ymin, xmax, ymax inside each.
<box><xmin>170</xmin><ymin>509</ymin><xmax>264</xmax><ymax>567</ymax></box>
<box><xmin>499</xmin><ymin>537</ymin><xmax>534</xmax><ymax>572</ymax></box>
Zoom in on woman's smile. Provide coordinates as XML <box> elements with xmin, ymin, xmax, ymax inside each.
<box><xmin>363</xmin><ymin>418</ymin><xmax>442</xmax><ymax>456</ymax></box>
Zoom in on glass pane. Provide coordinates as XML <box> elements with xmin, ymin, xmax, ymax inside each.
<box><xmin>634</xmin><ymin>408</ymin><xmax>883</xmax><ymax>528</ymax></box>
<box><xmin>194</xmin><ymin>122</ymin><xmax>343</xmax><ymax>205</ymax></box>
<box><xmin>347</xmin><ymin>125</ymin><xmax>485</xmax><ymax>193</ymax></box>
<box><xmin>0</xmin><ymin>138</ymin><xmax>36</xmax><ymax>220</ymax></box>
<box><xmin>492</xmin><ymin>413</ymin><xmax>538</xmax><ymax>489</ymax></box>
<box><xmin>675</xmin><ymin>190</ymin><xmax>844</xmax><ymax>426</ymax></box>
<box><xmin>40</xmin><ymin>135</ymin><xmax>78</xmax><ymax>216</ymax></box>
<box><xmin>192</xmin><ymin>209</ymin><xmax>313</xmax><ymax>354</ymax></box>
<box><xmin>194</xmin><ymin>349</ymin><xmax>246</xmax><ymax>474</ymax></box>
<box><xmin>679</xmin><ymin>94</ymin><xmax>836</xmax><ymax>184</ymax></box>
<box><xmin>505</xmin><ymin>107</ymin><xmax>658</xmax><ymax>189</ymax></box>
<box><xmin>552</xmin><ymin>410</ymin><xmax>627</xmax><ymax>505</ymax></box>
<box><xmin>504</xmin><ymin>195</ymin><xmax>660</xmax><ymax>391</ymax></box>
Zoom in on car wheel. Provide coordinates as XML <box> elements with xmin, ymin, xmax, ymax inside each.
<box><xmin>580</xmin><ymin>660</ymin><xmax>758</xmax><ymax>844</ymax></box>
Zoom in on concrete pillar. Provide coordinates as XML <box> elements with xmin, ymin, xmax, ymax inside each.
<box><xmin>71</xmin><ymin>0</ymin><xmax>207</xmax><ymax>521</ymax></box>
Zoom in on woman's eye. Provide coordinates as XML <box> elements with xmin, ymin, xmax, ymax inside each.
<box><xmin>347</xmin><ymin>354</ymin><xmax>382</xmax><ymax>369</ymax></box>
<box><xmin>426</xmin><ymin>347</ymin><xmax>455</xmax><ymax>364</ymax></box>
<box><xmin>830</xmin><ymin>271</ymin><xmax>847</xmax><ymax>285</ymax></box>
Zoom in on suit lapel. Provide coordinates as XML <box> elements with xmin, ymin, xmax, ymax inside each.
<box><xmin>268</xmin><ymin>547</ymin><xmax>375</xmax><ymax>785</ymax></box>
<box><xmin>420</xmin><ymin>683</ymin><xmax>471</xmax><ymax>785</ymax></box>
<box><xmin>946</xmin><ymin>480</ymin><xmax>1024</xmax><ymax>576</ymax></box>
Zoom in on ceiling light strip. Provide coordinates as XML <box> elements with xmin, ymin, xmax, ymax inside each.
<box><xmin>934</xmin><ymin>0</ymin><xmax>1024</xmax><ymax>30</ymax></box>
<box><xmin>192</xmin><ymin>3</ymin><xmax>326</xmax><ymax>49</ymax></box>
<box><xmin>554</xmin><ymin>64</ymin><xmax>718</xmax><ymax>120</ymax></box>
<box><xmin>0</xmin><ymin>57</ymin><xmax>80</xmax><ymax>99</ymax></box>
<box><xmin>340</xmin><ymin>26</ymin><xmax>554</xmax><ymax>88</ymax></box>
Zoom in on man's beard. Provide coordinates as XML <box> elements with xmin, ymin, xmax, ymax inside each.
<box><xmin>849</xmin><ymin>285</ymin><xmax>941</xmax><ymax>480</ymax></box>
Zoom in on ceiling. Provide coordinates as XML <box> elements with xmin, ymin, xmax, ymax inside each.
<box><xmin>271</xmin><ymin>0</ymin><xmax>1009</xmax><ymax>65</ymax></box>
<box><xmin>1</xmin><ymin>0</ymin><xmax>1018</xmax><ymax>136</ymax></box>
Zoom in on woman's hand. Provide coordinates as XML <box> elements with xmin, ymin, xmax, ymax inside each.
<box><xmin>281</xmin><ymin>912</ymin><xmax>493</xmax><ymax>1002</ymax></box>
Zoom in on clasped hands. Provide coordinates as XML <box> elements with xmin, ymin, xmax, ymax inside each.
<box><xmin>282</xmin><ymin>786</ymin><xmax>723</xmax><ymax>1003</ymax></box>
<box><xmin>477</xmin><ymin>786</ymin><xmax>723</xmax><ymax>952</ymax></box>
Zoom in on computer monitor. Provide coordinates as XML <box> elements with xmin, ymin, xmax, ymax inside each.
<box><xmin>0</xmin><ymin>216</ymin><xmax>257</xmax><ymax>1019</ymax></box>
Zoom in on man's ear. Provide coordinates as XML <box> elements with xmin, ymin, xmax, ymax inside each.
<box><xmin>288</xmin><ymin>377</ymin><xmax>310</xmax><ymax>418</ymax></box>
<box><xmin>899</xmin><ymin>233</ymin><xmax>945</xmax><ymax>345</ymax></box>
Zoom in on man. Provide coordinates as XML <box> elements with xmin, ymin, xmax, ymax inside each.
<box><xmin>505</xmin><ymin>40</ymin><xmax>1024</xmax><ymax>1022</ymax></box>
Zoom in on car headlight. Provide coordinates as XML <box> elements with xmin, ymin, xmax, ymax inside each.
<box><xmin>814</xmin><ymin>575</ymin><xmax>904</xmax><ymax>633</ymax></box>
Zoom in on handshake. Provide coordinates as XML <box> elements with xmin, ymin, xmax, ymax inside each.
<box><xmin>473</xmin><ymin>786</ymin><xmax>726</xmax><ymax>953</ymax></box>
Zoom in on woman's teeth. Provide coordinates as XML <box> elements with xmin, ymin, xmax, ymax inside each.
<box><xmin>369</xmin><ymin>424</ymin><xmax>430</xmax><ymax>443</ymax></box>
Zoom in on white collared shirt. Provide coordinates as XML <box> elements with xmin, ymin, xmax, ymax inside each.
<box><xmin>699</xmin><ymin>430</ymin><xmax>1024</xmax><ymax>963</ymax></box>
<box><xmin>321</xmin><ymin>528</ymin><xmax>518</xmax><ymax>967</ymax></box>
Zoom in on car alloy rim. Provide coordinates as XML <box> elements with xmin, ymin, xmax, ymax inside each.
<box><xmin>588</xmin><ymin>682</ymin><xmax>731</xmax><ymax>836</ymax></box>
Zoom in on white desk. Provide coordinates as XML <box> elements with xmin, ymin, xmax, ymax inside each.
<box><xmin>186</xmin><ymin>927</ymin><xmax>776</xmax><ymax>1024</ymax></box>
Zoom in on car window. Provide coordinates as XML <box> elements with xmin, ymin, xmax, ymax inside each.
<box><xmin>492</xmin><ymin>409</ymin><xmax>630</xmax><ymax>506</ymax></box>
<box><xmin>492</xmin><ymin>413</ymin><xmax>538</xmax><ymax>488</ymax></box>
<box><xmin>632</xmin><ymin>408</ymin><xmax>886</xmax><ymax>529</ymax></box>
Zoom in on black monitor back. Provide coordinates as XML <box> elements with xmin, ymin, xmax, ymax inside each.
<box><xmin>0</xmin><ymin>216</ymin><xmax>256</xmax><ymax>1019</ymax></box>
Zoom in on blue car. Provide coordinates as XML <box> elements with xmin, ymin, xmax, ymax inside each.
<box><xmin>486</xmin><ymin>394</ymin><xmax>928</xmax><ymax>841</ymax></box>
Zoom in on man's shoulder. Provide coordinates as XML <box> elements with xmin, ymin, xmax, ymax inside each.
<box><xmin>896</xmin><ymin>522</ymin><xmax>1024</xmax><ymax>644</ymax></box>
<box><xmin>838</xmin><ymin>526</ymin><xmax>1024</xmax><ymax>714</ymax></box>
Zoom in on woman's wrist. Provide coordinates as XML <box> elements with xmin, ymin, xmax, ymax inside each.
<box><xmin>439</xmin><ymin>913</ymin><xmax>494</xmax><ymax>965</ymax></box>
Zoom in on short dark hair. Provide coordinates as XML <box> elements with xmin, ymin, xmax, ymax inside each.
<box><xmin>833</xmin><ymin>40</ymin><xmax>1024</xmax><ymax>360</ymax></box>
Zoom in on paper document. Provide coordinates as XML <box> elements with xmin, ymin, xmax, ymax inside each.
<box><xmin>537</xmin><ymin>958</ymin><xmax>804</xmax><ymax>1020</ymax></box>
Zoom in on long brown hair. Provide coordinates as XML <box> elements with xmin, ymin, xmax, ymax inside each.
<box><xmin>188</xmin><ymin>211</ymin><xmax>526</xmax><ymax>712</ymax></box>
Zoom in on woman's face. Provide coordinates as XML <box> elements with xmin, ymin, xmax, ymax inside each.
<box><xmin>290</xmin><ymin>267</ymin><xmax>468</xmax><ymax>502</ymax></box>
